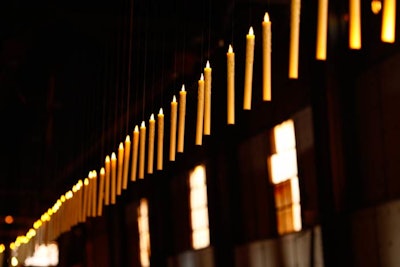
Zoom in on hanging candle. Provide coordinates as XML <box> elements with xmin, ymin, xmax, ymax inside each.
<box><xmin>157</xmin><ymin>108</ymin><xmax>164</xmax><ymax>170</ymax></box>
<box><xmin>177</xmin><ymin>85</ymin><xmax>187</xmax><ymax>153</ymax></box>
<box><xmin>111</xmin><ymin>152</ymin><xmax>117</xmax><ymax>204</ymax></box>
<box><xmin>104</xmin><ymin>155</ymin><xmax>111</xmax><ymax>205</ymax></box>
<box><xmin>148</xmin><ymin>114</ymin><xmax>155</xmax><ymax>174</ymax></box>
<box><xmin>131</xmin><ymin>125</ymin><xmax>139</xmax><ymax>181</ymax></box>
<box><xmin>97</xmin><ymin>167</ymin><xmax>105</xmax><ymax>216</ymax></box>
<box><xmin>122</xmin><ymin>135</ymin><xmax>131</xmax><ymax>190</ymax></box>
<box><xmin>117</xmin><ymin>142</ymin><xmax>124</xmax><ymax>195</ymax></box>
<box><xmin>227</xmin><ymin>45</ymin><xmax>235</xmax><ymax>124</ymax></box>
<box><xmin>139</xmin><ymin>121</ymin><xmax>146</xmax><ymax>179</ymax></box>
<box><xmin>204</xmin><ymin>61</ymin><xmax>212</xmax><ymax>135</ymax></box>
<box><xmin>196</xmin><ymin>74</ymin><xmax>205</xmax><ymax>145</ymax></box>
<box><xmin>289</xmin><ymin>0</ymin><xmax>301</xmax><ymax>78</ymax></box>
<box><xmin>262</xmin><ymin>13</ymin><xmax>272</xmax><ymax>100</ymax></box>
<box><xmin>170</xmin><ymin>95</ymin><xmax>178</xmax><ymax>161</ymax></box>
<box><xmin>381</xmin><ymin>0</ymin><xmax>396</xmax><ymax>43</ymax></box>
<box><xmin>349</xmin><ymin>0</ymin><xmax>361</xmax><ymax>49</ymax></box>
<box><xmin>316</xmin><ymin>0</ymin><xmax>328</xmax><ymax>60</ymax></box>
<box><xmin>244</xmin><ymin>26</ymin><xmax>255</xmax><ymax>110</ymax></box>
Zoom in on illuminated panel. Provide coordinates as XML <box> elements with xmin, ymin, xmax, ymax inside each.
<box><xmin>189</xmin><ymin>165</ymin><xmax>210</xmax><ymax>250</ymax></box>
<box><xmin>269</xmin><ymin>119</ymin><xmax>302</xmax><ymax>235</ymax></box>
<box><xmin>137</xmin><ymin>198</ymin><xmax>151</xmax><ymax>267</ymax></box>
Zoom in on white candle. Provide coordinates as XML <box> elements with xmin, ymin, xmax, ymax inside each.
<box><xmin>381</xmin><ymin>0</ymin><xmax>396</xmax><ymax>43</ymax></box>
<box><xmin>289</xmin><ymin>0</ymin><xmax>301</xmax><ymax>78</ymax></box>
<box><xmin>131</xmin><ymin>125</ymin><xmax>139</xmax><ymax>181</ymax></box>
<box><xmin>104</xmin><ymin>155</ymin><xmax>110</xmax><ymax>205</ymax></box>
<box><xmin>111</xmin><ymin>152</ymin><xmax>117</xmax><ymax>204</ymax></box>
<box><xmin>227</xmin><ymin>45</ymin><xmax>235</xmax><ymax>124</ymax></box>
<box><xmin>148</xmin><ymin>114</ymin><xmax>155</xmax><ymax>174</ymax></box>
<box><xmin>204</xmin><ymin>61</ymin><xmax>212</xmax><ymax>135</ymax></box>
<box><xmin>262</xmin><ymin>13</ymin><xmax>272</xmax><ymax>100</ymax></box>
<box><xmin>349</xmin><ymin>0</ymin><xmax>361</xmax><ymax>49</ymax></box>
<box><xmin>139</xmin><ymin>121</ymin><xmax>146</xmax><ymax>179</ymax></box>
<box><xmin>316</xmin><ymin>0</ymin><xmax>328</xmax><ymax>60</ymax></box>
<box><xmin>117</xmin><ymin>142</ymin><xmax>124</xmax><ymax>195</ymax></box>
<box><xmin>97</xmin><ymin>167</ymin><xmax>105</xmax><ymax>216</ymax></box>
<box><xmin>244</xmin><ymin>26</ymin><xmax>255</xmax><ymax>110</ymax></box>
<box><xmin>157</xmin><ymin>108</ymin><xmax>164</xmax><ymax>170</ymax></box>
<box><xmin>170</xmin><ymin>95</ymin><xmax>178</xmax><ymax>161</ymax></box>
<box><xmin>196</xmin><ymin>74</ymin><xmax>205</xmax><ymax>145</ymax></box>
<box><xmin>177</xmin><ymin>85</ymin><xmax>187</xmax><ymax>153</ymax></box>
<box><xmin>122</xmin><ymin>135</ymin><xmax>131</xmax><ymax>190</ymax></box>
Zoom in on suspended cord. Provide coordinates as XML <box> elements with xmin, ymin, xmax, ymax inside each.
<box><xmin>114</xmin><ymin>7</ymin><xmax>122</xmax><ymax>147</ymax></box>
<box><xmin>142</xmin><ymin>2</ymin><xmax>149</xmax><ymax>121</ymax></box>
<box><xmin>126</xmin><ymin>0</ymin><xmax>134</xmax><ymax>134</ymax></box>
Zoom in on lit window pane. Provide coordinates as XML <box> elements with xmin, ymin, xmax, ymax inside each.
<box><xmin>137</xmin><ymin>198</ymin><xmax>150</xmax><ymax>267</ymax></box>
<box><xmin>190</xmin><ymin>187</ymin><xmax>207</xmax><ymax>208</ymax></box>
<box><xmin>190</xmin><ymin>165</ymin><xmax>206</xmax><ymax>188</ymax></box>
<box><xmin>270</xmin><ymin>149</ymin><xmax>298</xmax><ymax>184</ymax></box>
<box><xmin>274</xmin><ymin>120</ymin><xmax>296</xmax><ymax>152</ymax></box>
<box><xmin>191</xmin><ymin>208</ymin><xmax>209</xmax><ymax>230</ymax></box>
<box><xmin>192</xmin><ymin>228</ymin><xmax>210</xmax><ymax>249</ymax></box>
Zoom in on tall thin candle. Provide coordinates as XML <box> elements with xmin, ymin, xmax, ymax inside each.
<box><xmin>196</xmin><ymin>74</ymin><xmax>205</xmax><ymax>145</ymax></box>
<box><xmin>117</xmin><ymin>142</ymin><xmax>124</xmax><ymax>195</ymax></box>
<box><xmin>139</xmin><ymin>121</ymin><xmax>146</xmax><ymax>179</ymax></box>
<box><xmin>289</xmin><ymin>0</ymin><xmax>301</xmax><ymax>78</ymax></box>
<box><xmin>87</xmin><ymin>171</ymin><xmax>93</xmax><ymax>217</ymax></box>
<box><xmin>204</xmin><ymin>61</ymin><xmax>212</xmax><ymax>135</ymax></box>
<box><xmin>316</xmin><ymin>0</ymin><xmax>328</xmax><ymax>60</ymax></box>
<box><xmin>227</xmin><ymin>45</ymin><xmax>235</xmax><ymax>124</ymax></box>
<box><xmin>349</xmin><ymin>0</ymin><xmax>361</xmax><ymax>49</ymax></box>
<box><xmin>104</xmin><ymin>155</ymin><xmax>110</xmax><ymax>205</ymax></box>
<box><xmin>177</xmin><ymin>85</ymin><xmax>186</xmax><ymax>153</ymax></box>
<box><xmin>97</xmin><ymin>167</ymin><xmax>105</xmax><ymax>216</ymax></box>
<box><xmin>91</xmin><ymin>170</ymin><xmax>97</xmax><ymax>217</ymax></box>
<box><xmin>381</xmin><ymin>0</ymin><xmax>396</xmax><ymax>43</ymax></box>
<box><xmin>111</xmin><ymin>152</ymin><xmax>117</xmax><ymax>204</ymax></box>
<box><xmin>244</xmin><ymin>26</ymin><xmax>255</xmax><ymax>110</ymax></box>
<box><xmin>123</xmin><ymin>135</ymin><xmax>131</xmax><ymax>190</ymax></box>
<box><xmin>131</xmin><ymin>125</ymin><xmax>139</xmax><ymax>181</ymax></box>
<box><xmin>262</xmin><ymin>13</ymin><xmax>272</xmax><ymax>100</ymax></box>
<box><xmin>157</xmin><ymin>108</ymin><xmax>164</xmax><ymax>170</ymax></box>
<box><xmin>148</xmin><ymin>114</ymin><xmax>155</xmax><ymax>174</ymax></box>
<box><xmin>170</xmin><ymin>95</ymin><xmax>178</xmax><ymax>161</ymax></box>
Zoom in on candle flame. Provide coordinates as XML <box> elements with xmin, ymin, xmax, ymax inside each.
<box><xmin>200</xmin><ymin>73</ymin><xmax>204</xmax><ymax>80</ymax></box>
<box><xmin>248</xmin><ymin>26</ymin><xmax>254</xmax><ymax>35</ymax></box>
<box><xmin>88</xmin><ymin>171</ymin><xmax>93</xmax><ymax>179</ymax></box>
<box><xmin>105</xmin><ymin>155</ymin><xmax>110</xmax><ymax>162</ymax></box>
<box><xmin>150</xmin><ymin>113</ymin><xmax>155</xmax><ymax>120</ymax></box>
<box><xmin>125</xmin><ymin>135</ymin><xmax>131</xmax><ymax>142</ymax></box>
<box><xmin>134</xmin><ymin>125</ymin><xmax>139</xmax><ymax>132</ymax></box>
<box><xmin>100</xmin><ymin>167</ymin><xmax>105</xmax><ymax>175</ymax></box>
<box><xmin>173</xmin><ymin>95</ymin><xmax>177</xmax><ymax>102</ymax></box>
<box><xmin>264</xmin><ymin>12</ymin><xmax>270</xmax><ymax>22</ymax></box>
<box><xmin>181</xmin><ymin>84</ymin><xmax>185</xmax><ymax>91</ymax></box>
<box><xmin>206</xmin><ymin>60</ymin><xmax>210</xmax><ymax>68</ymax></box>
<box><xmin>84</xmin><ymin>178</ymin><xmax>89</xmax><ymax>186</ymax></box>
<box><xmin>119</xmin><ymin>142</ymin><xmax>124</xmax><ymax>150</ymax></box>
<box><xmin>78</xmin><ymin>179</ymin><xmax>83</xmax><ymax>187</ymax></box>
<box><xmin>159</xmin><ymin>108</ymin><xmax>163</xmax><ymax>115</ymax></box>
<box><xmin>228</xmin><ymin>44</ymin><xmax>233</xmax><ymax>53</ymax></box>
<box><xmin>141</xmin><ymin>121</ymin><xmax>146</xmax><ymax>128</ymax></box>
<box><xmin>92</xmin><ymin>170</ymin><xmax>97</xmax><ymax>177</ymax></box>
<box><xmin>111</xmin><ymin>152</ymin><xmax>117</xmax><ymax>160</ymax></box>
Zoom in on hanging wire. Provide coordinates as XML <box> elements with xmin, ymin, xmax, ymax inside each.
<box><xmin>120</xmin><ymin>0</ymin><xmax>129</xmax><ymax>136</ymax></box>
<box><xmin>126</xmin><ymin>0</ymin><xmax>134</xmax><ymax>134</ymax></box>
<box><xmin>114</xmin><ymin>6</ymin><xmax>123</xmax><ymax>147</ymax></box>
<box><xmin>142</xmin><ymin>0</ymin><xmax>149</xmax><ymax>121</ymax></box>
<box><xmin>207</xmin><ymin>0</ymin><xmax>212</xmax><ymax>58</ymax></box>
<box><xmin>101</xmin><ymin>34</ymin><xmax>110</xmax><ymax>160</ymax></box>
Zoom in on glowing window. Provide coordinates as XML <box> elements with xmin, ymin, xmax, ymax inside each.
<box><xmin>137</xmin><ymin>198</ymin><xmax>151</xmax><ymax>267</ymax></box>
<box><xmin>189</xmin><ymin>165</ymin><xmax>210</xmax><ymax>250</ymax></box>
<box><xmin>24</xmin><ymin>242</ymin><xmax>59</xmax><ymax>267</ymax></box>
<box><xmin>268</xmin><ymin>119</ymin><xmax>302</xmax><ymax>235</ymax></box>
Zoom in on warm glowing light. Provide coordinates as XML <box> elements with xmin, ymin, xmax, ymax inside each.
<box><xmin>0</xmin><ymin>244</ymin><xmax>5</xmax><ymax>253</ymax></box>
<box><xmin>9</xmin><ymin>242</ymin><xmax>15</xmax><ymax>250</ymax></box>
<box><xmin>243</xmin><ymin>26</ymin><xmax>255</xmax><ymax>110</ymax></box>
<box><xmin>349</xmin><ymin>0</ymin><xmax>362</xmax><ymax>49</ymax></box>
<box><xmin>137</xmin><ymin>198</ymin><xmax>151</xmax><ymax>267</ymax></box>
<box><xmin>262</xmin><ymin>12</ymin><xmax>272</xmax><ymax>100</ymax></box>
<box><xmin>24</xmin><ymin>243</ymin><xmax>59</xmax><ymax>267</ymax></box>
<box><xmin>196</xmin><ymin>73</ymin><xmax>205</xmax><ymax>145</ymax></box>
<box><xmin>157</xmin><ymin>108</ymin><xmax>164</xmax><ymax>171</ymax></box>
<box><xmin>11</xmin><ymin>256</ymin><xmax>18</xmax><ymax>266</ymax></box>
<box><xmin>66</xmin><ymin>190</ymin><xmax>73</xmax><ymax>200</ymax></box>
<box><xmin>33</xmin><ymin>220</ymin><xmax>42</xmax><ymax>229</ymax></box>
<box><xmin>4</xmin><ymin>215</ymin><xmax>14</xmax><ymax>224</ymax></box>
<box><xmin>316</xmin><ymin>0</ymin><xmax>328</xmax><ymax>60</ymax></box>
<box><xmin>189</xmin><ymin>165</ymin><xmax>210</xmax><ymax>250</ymax></box>
<box><xmin>170</xmin><ymin>95</ymin><xmax>178</xmax><ymax>161</ymax></box>
<box><xmin>381</xmin><ymin>0</ymin><xmax>396</xmax><ymax>43</ymax></box>
<box><xmin>289</xmin><ymin>0</ymin><xmax>301</xmax><ymax>78</ymax></box>
<box><xmin>371</xmin><ymin>0</ymin><xmax>382</xmax><ymax>14</ymax></box>
<box><xmin>203</xmin><ymin>61</ymin><xmax>212</xmax><ymax>135</ymax></box>
<box><xmin>227</xmin><ymin>44</ymin><xmax>235</xmax><ymax>124</ymax></box>
<box><xmin>139</xmin><ymin>121</ymin><xmax>147</xmax><ymax>179</ymax></box>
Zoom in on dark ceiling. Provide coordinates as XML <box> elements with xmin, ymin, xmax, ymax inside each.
<box><xmin>0</xmin><ymin>0</ymin><xmax>272</xmax><ymax>244</ymax></box>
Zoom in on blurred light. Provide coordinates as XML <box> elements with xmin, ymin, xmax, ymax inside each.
<box><xmin>24</xmin><ymin>243</ymin><xmax>59</xmax><ymax>267</ymax></box>
<box><xmin>0</xmin><ymin>244</ymin><xmax>5</xmax><ymax>253</ymax></box>
<box><xmin>11</xmin><ymin>256</ymin><xmax>18</xmax><ymax>267</ymax></box>
<box><xmin>4</xmin><ymin>215</ymin><xmax>14</xmax><ymax>224</ymax></box>
<box><xmin>371</xmin><ymin>0</ymin><xmax>382</xmax><ymax>14</ymax></box>
<box><xmin>9</xmin><ymin>242</ymin><xmax>15</xmax><ymax>250</ymax></box>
